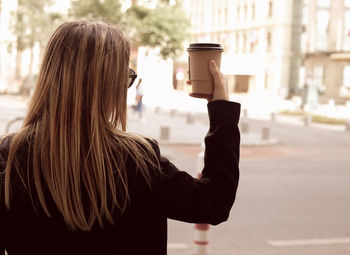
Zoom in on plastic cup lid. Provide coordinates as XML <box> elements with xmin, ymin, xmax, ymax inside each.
<box><xmin>187</xmin><ymin>43</ymin><xmax>223</xmax><ymax>52</ymax></box>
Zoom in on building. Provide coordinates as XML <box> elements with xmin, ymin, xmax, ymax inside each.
<box><xmin>0</xmin><ymin>0</ymin><xmax>18</xmax><ymax>93</ymax></box>
<box><xmin>176</xmin><ymin>0</ymin><xmax>303</xmax><ymax>100</ymax></box>
<box><xmin>302</xmin><ymin>0</ymin><xmax>350</xmax><ymax>104</ymax></box>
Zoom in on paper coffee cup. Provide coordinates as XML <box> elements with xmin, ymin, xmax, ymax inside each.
<box><xmin>187</xmin><ymin>43</ymin><xmax>223</xmax><ymax>99</ymax></box>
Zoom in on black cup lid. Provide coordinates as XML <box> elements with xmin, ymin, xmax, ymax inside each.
<box><xmin>187</xmin><ymin>43</ymin><xmax>223</xmax><ymax>52</ymax></box>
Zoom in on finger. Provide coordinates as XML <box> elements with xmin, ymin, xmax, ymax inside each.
<box><xmin>219</xmin><ymin>71</ymin><xmax>225</xmax><ymax>80</ymax></box>
<box><xmin>209</xmin><ymin>60</ymin><xmax>222</xmax><ymax>87</ymax></box>
<box><xmin>223</xmin><ymin>76</ymin><xmax>229</xmax><ymax>93</ymax></box>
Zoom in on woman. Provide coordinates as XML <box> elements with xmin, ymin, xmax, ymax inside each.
<box><xmin>133</xmin><ymin>78</ymin><xmax>144</xmax><ymax>119</ymax></box>
<box><xmin>0</xmin><ymin>20</ymin><xmax>240</xmax><ymax>255</ymax></box>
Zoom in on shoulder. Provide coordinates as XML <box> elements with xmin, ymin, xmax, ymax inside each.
<box><xmin>144</xmin><ymin>138</ymin><xmax>160</xmax><ymax>157</ymax></box>
<box><xmin>0</xmin><ymin>135</ymin><xmax>12</xmax><ymax>170</ymax></box>
<box><xmin>0</xmin><ymin>135</ymin><xmax>12</xmax><ymax>155</ymax></box>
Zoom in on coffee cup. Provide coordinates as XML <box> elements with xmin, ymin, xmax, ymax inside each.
<box><xmin>187</xmin><ymin>43</ymin><xmax>224</xmax><ymax>99</ymax></box>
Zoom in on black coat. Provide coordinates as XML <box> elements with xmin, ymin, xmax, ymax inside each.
<box><xmin>0</xmin><ymin>100</ymin><xmax>240</xmax><ymax>255</ymax></box>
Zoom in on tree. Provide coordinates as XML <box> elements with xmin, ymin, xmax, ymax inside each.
<box><xmin>69</xmin><ymin>0</ymin><xmax>123</xmax><ymax>25</ymax></box>
<box><xmin>9</xmin><ymin>0</ymin><xmax>62</xmax><ymax>93</ymax></box>
<box><xmin>69</xmin><ymin>0</ymin><xmax>190</xmax><ymax>60</ymax></box>
<box><xmin>126</xmin><ymin>2</ymin><xmax>189</xmax><ymax>60</ymax></box>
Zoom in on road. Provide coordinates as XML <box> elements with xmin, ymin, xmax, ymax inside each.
<box><xmin>164</xmin><ymin>119</ymin><xmax>350</xmax><ymax>255</ymax></box>
<box><xmin>1</xmin><ymin>97</ymin><xmax>350</xmax><ymax>255</ymax></box>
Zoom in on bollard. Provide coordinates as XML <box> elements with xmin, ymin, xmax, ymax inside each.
<box><xmin>194</xmin><ymin>143</ymin><xmax>210</xmax><ymax>255</ymax></box>
<box><xmin>243</xmin><ymin>108</ymin><xmax>248</xmax><ymax>118</ymax></box>
<box><xmin>261</xmin><ymin>126</ymin><xmax>270</xmax><ymax>140</ymax></box>
<box><xmin>186</xmin><ymin>113</ymin><xmax>195</xmax><ymax>124</ymax></box>
<box><xmin>155</xmin><ymin>106</ymin><xmax>160</xmax><ymax>114</ymax></box>
<box><xmin>240</xmin><ymin>122</ymin><xmax>249</xmax><ymax>133</ymax></box>
<box><xmin>194</xmin><ymin>224</ymin><xmax>210</xmax><ymax>255</ymax></box>
<box><xmin>160</xmin><ymin>126</ymin><xmax>170</xmax><ymax>140</ymax></box>
<box><xmin>304</xmin><ymin>115</ymin><xmax>312</xmax><ymax>127</ymax></box>
<box><xmin>346</xmin><ymin>101</ymin><xmax>350</xmax><ymax>109</ymax></box>
<box><xmin>170</xmin><ymin>109</ymin><xmax>176</xmax><ymax>117</ymax></box>
<box><xmin>270</xmin><ymin>112</ymin><xmax>277</xmax><ymax>122</ymax></box>
<box><xmin>346</xmin><ymin>121</ymin><xmax>350</xmax><ymax>132</ymax></box>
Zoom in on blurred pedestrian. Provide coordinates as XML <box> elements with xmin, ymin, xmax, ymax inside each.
<box><xmin>134</xmin><ymin>78</ymin><xmax>144</xmax><ymax>120</ymax></box>
<box><xmin>0</xmin><ymin>20</ymin><xmax>240</xmax><ymax>255</ymax></box>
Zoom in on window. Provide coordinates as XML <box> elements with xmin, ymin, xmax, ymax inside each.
<box><xmin>265</xmin><ymin>70</ymin><xmax>273</xmax><ymax>89</ymax></box>
<box><xmin>313</xmin><ymin>66</ymin><xmax>324</xmax><ymax>86</ymax></box>
<box><xmin>239</xmin><ymin>33</ymin><xmax>244</xmax><ymax>53</ymax></box>
<box><xmin>266</xmin><ymin>31</ymin><xmax>272</xmax><ymax>51</ymax></box>
<box><xmin>252</xmin><ymin>3</ymin><xmax>255</xmax><ymax>20</ymax></box>
<box><xmin>249</xmin><ymin>30</ymin><xmax>258</xmax><ymax>52</ymax></box>
<box><xmin>344</xmin><ymin>9</ymin><xmax>350</xmax><ymax>50</ymax></box>
<box><xmin>268</xmin><ymin>1</ymin><xmax>273</xmax><ymax>18</ymax></box>
<box><xmin>316</xmin><ymin>10</ymin><xmax>329</xmax><ymax>34</ymax></box>
<box><xmin>265</xmin><ymin>72</ymin><xmax>270</xmax><ymax>89</ymax></box>
<box><xmin>301</xmin><ymin>32</ymin><xmax>307</xmax><ymax>52</ymax></box>
<box><xmin>317</xmin><ymin>0</ymin><xmax>330</xmax><ymax>7</ymax></box>
<box><xmin>212</xmin><ymin>9</ymin><xmax>216</xmax><ymax>27</ymax></box>
<box><xmin>316</xmin><ymin>9</ymin><xmax>329</xmax><ymax>50</ymax></box>
<box><xmin>243</xmin><ymin>33</ymin><xmax>247</xmax><ymax>52</ymax></box>
<box><xmin>346</xmin><ymin>0</ymin><xmax>350</xmax><ymax>7</ymax></box>
<box><xmin>302</xmin><ymin>2</ymin><xmax>308</xmax><ymax>26</ymax></box>
<box><xmin>299</xmin><ymin>66</ymin><xmax>306</xmax><ymax>89</ymax></box>
<box><xmin>343</xmin><ymin>66</ymin><xmax>350</xmax><ymax>88</ymax></box>
<box><xmin>237</xmin><ymin>6</ymin><xmax>240</xmax><ymax>21</ymax></box>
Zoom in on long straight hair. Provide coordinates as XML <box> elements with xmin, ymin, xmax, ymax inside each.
<box><xmin>3</xmin><ymin>20</ymin><xmax>159</xmax><ymax>231</ymax></box>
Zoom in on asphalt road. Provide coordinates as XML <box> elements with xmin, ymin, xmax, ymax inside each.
<box><xmin>163</xmin><ymin>119</ymin><xmax>350</xmax><ymax>255</ymax></box>
<box><xmin>1</xmin><ymin>102</ymin><xmax>350</xmax><ymax>255</ymax></box>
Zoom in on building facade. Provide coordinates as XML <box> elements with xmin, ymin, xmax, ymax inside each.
<box><xmin>302</xmin><ymin>0</ymin><xmax>350</xmax><ymax>104</ymax></box>
<box><xmin>176</xmin><ymin>0</ymin><xmax>302</xmax><ymax>99</ymax></box>
<box><xmin>0</xmin><ymin>0</ymin><xmax>18</xmax><ymax>93</ymax></box>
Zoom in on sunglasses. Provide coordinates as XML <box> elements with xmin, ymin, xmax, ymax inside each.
<box><xmin>129</xmin><ymin>68</ymin><xmax>137</xmax><ymax>88</ymax></box>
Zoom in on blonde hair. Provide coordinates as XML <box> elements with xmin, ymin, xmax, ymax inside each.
<box><xmin>2</xmin><ymin>20</ymin><xmax>159</xmax><ymax>231</ymax></box>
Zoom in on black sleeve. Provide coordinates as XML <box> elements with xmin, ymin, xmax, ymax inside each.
<box><xmin>153</xmin><ymin>100</ymin><xmax>240</xmax><ymax>225</ymax></box>
<box><xmin>0</xmin><ymin>136</ymin><xmax>11</xmax><ymax>255</ymax></box>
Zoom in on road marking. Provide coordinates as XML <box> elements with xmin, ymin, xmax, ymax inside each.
<box><xmin>167</xmin><ymin>242</ymin><xmax>190</xmax><ymax>249</ymax></box>
<box><xmin>268</xmin><ymin>238</ymin><xmax>350</xmax><ymax>247</ymax></box>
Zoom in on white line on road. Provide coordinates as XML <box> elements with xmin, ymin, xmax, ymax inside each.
<box><xmin>167</xmin><ymin>242</ymin><xmax>190</xmax><ymax>249</ymax></box>
<box><xmin>268</xmin><ymin>238</ymin><xmax>350</xmax><ymax>247</ymax></box>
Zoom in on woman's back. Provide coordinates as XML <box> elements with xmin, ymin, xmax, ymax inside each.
<box><xmin>0</xmin><ymin>20</ymin><xmax>241</xmax><ymax>255</ymax></box>
<box><xmin>1</xmin><ymin>136</ymin><xmax>168</xmax><ymax>255</ymax></box>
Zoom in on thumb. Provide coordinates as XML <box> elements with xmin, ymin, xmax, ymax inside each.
<box><xmin>209</xmin><ymin>60</ymin><xmax>222</xmax><ymax>87</ymax></box>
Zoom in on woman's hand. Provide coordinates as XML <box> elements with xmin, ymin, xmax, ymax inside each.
<box><xmin>186</xmin><ymin>60</ymin><xmax>229</xmax><ymax>102</ymax></box>
<box><xmin>208</xmin><ymin>60</ymin><xmax>229</xmax><ymax>102</ymax></box>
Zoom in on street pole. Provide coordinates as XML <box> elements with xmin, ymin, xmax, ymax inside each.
<box><xmin>194</xmin><ymin>143</ymin><xmax>210</xmax><ymax>255</ymax></box>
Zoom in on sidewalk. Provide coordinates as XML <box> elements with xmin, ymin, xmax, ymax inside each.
<box><xmin>127</xmin><ymin>107</ymin><xmax>279</xmax><ymax>146</ymax></box>
<box><xmin>127</xmin><ymin>108</ymin><xmax>208</xmax><ymax>146</ymax></box>
<box><xmin>0</xmin><ymin>94</ymin><xmax>29</xmax><ymax>109</ymax></box>
<box><xmin>1</xmin><ymin>94</ymin><xmax>348</xmax><ymax>145</ymax></box>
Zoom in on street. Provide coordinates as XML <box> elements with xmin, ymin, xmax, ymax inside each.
<box><xmin>164</xmin><ymin>119</ymin><xmax>350</xmax><ymax>255</ymax></box>
<box><xmin>1</xmin><ymin>96</ymin><xmax>350</xmax><ymax>255</ymax></box>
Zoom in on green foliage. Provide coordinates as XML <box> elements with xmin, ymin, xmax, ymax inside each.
<box><xmin>279</xmin><ymin>110</ymin><xmax>348</xmax><ymax>125</ymax></box>
<box><xmin>69</xmin><ymin>0</ymin><xmax>190</xmax><ymax>60</ymax></box>
<box><xmin>312</xmin><ymin>115</ymin><xmax>347</xmax><ymax>125</ymax></box>
<box><xmin>69</xmin><ymin>0</ymin><xmax>123</xmax><ymax>25</ymax></box>
<box><xmin>10</xmin><ymin>0</ymin><xmax>190</xmax><ymax>61</ymax></box>
<box><xmin>9</xmin><ymin>0</ymin><xmax>62</xmax><ymax>51</ymax></box>
<box><xmin>126</xmin><ymin>3</ymin><xmax>190</xmax><ymax>59</ymax></box>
